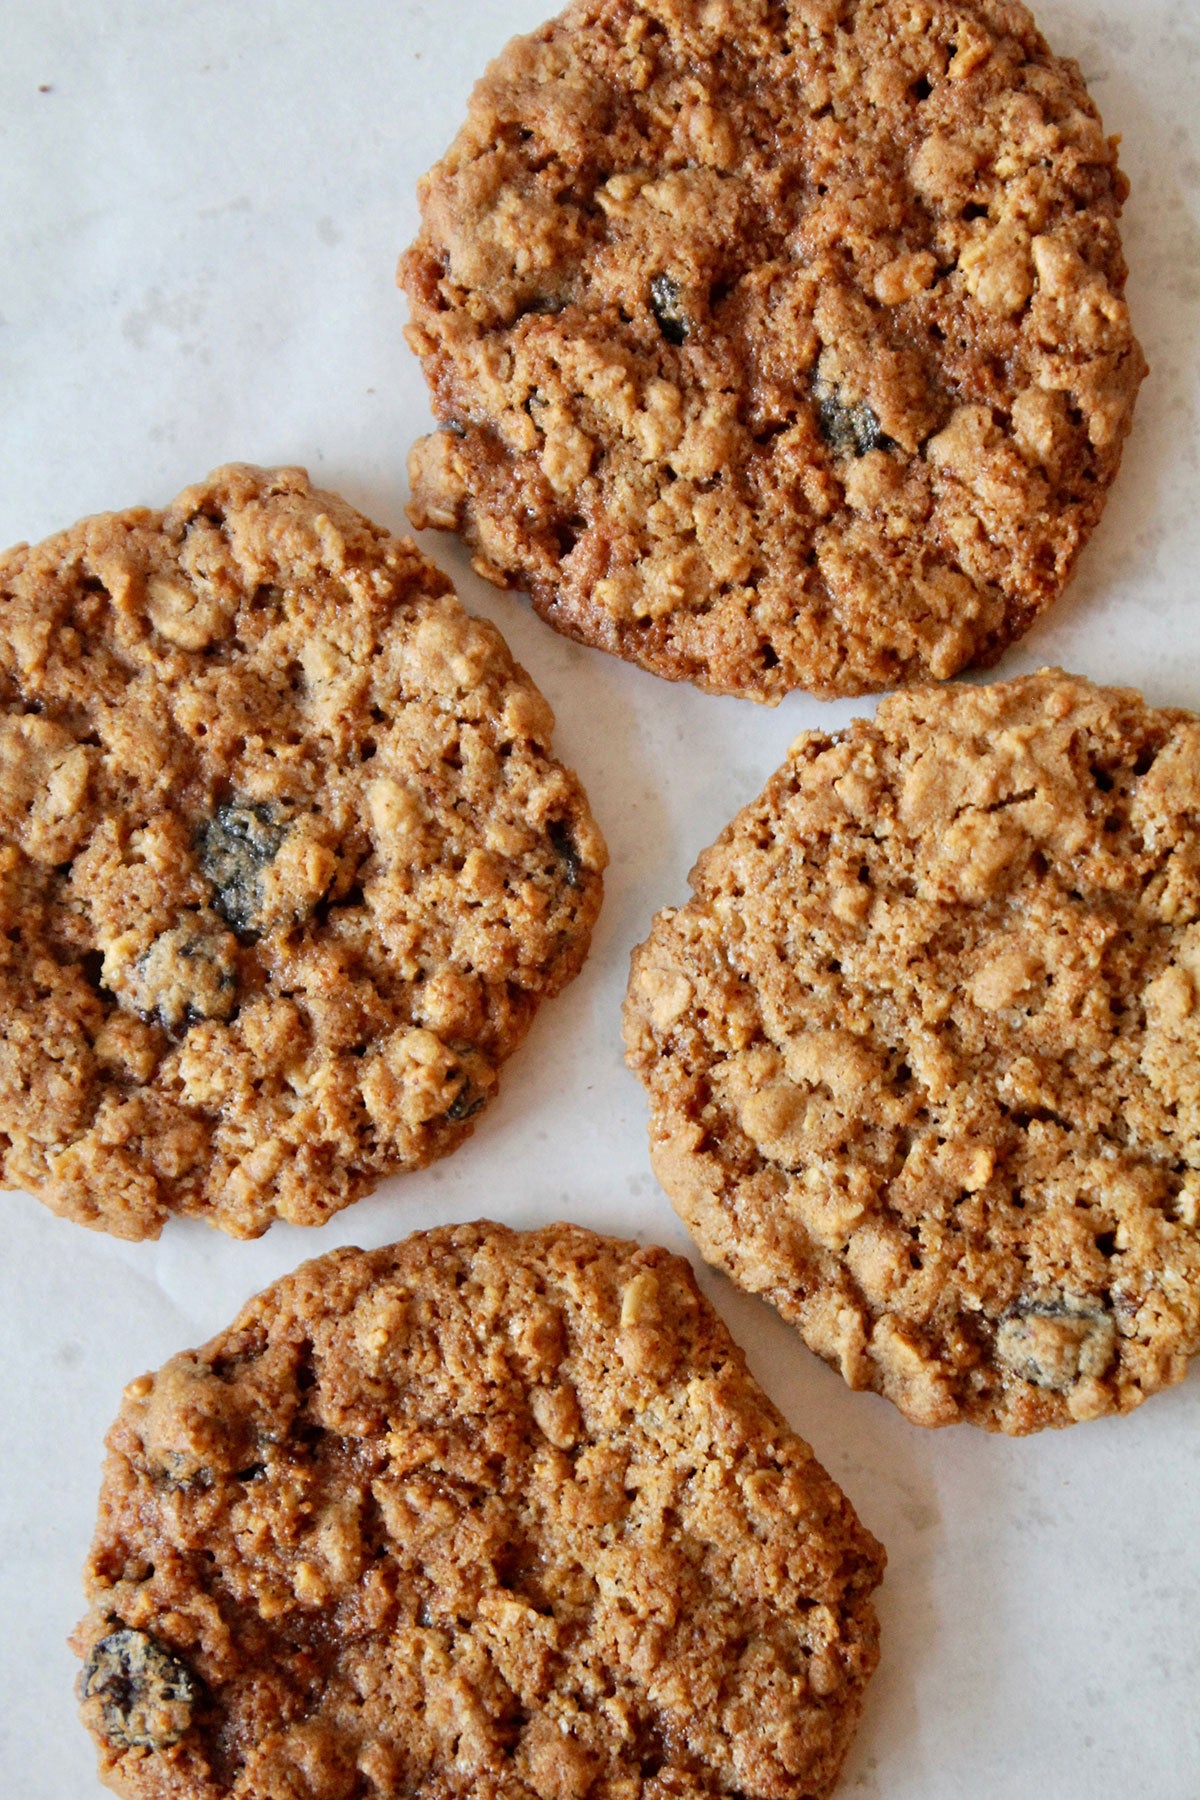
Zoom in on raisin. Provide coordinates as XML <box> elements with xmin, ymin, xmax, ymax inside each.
<box><xmin>134</xmin><ymin>923</ymin><xmax>238</xmax><ymax>1030</ymax></box>
<box><xmin>813</xmin><ymin>380</ymin><xmax>887</xmax><ymax>458</ymax></box>
<box><xmin>197</xmin><ymin>802</ymin><xmax>285</xmax><ymax>939</ymax></box>
<box><xmin>994</xmin><ymin>1295</ymin><xmax>1115</xmax><ymax>1391</ymax></box>
<box><xmin>447</xmin><ymin>1085</ymin><xmax>486</xmax><ymax>1122</ymax></box>
<box><xmin>548</xmin><ymin>820</ymin><xmax>583</xmax><ymax>889</ymax></box>
<box><xmin>650</xmin><ymin>274</ymin><xmax>689</xmax><ymax>346</ymax></box>
<box><xmin>79</xmin><ymin>1628</ymin><xmax>198</xmax><ymax>1751</ymax></box>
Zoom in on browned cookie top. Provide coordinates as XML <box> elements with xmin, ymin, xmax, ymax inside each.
<box><xmin>401</xmin><ymin>0</ymin><xmax>1145</xmax><ymax>703</ymax></box>
<box><xmin>74</xmin><ymin>1222</ymin><xmax>884</xmax><ymax>1800</ymax></box>
<box><xmin>0</xmin><ymin>466</ymin><xmax>605</xmax><ymax>1239</ymax></box>
<box><xmin>625</xmin><ymin>672</ymin><xmax>1200</xmax><ymax>1432</ymax></box>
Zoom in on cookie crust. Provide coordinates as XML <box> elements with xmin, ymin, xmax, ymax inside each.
<box><xmin>400</xmin><ymin>0</ymin><xmax>1145</xmax><ymax>703</ymax></box>
<box><xmin>0</xmin><ymin>466</ymin><xmax>605</xmax><ymax>1239</ymax></box>
<box><xmin>625</xmin><ymin>671</ymin><xmax>1200</xmax><ymax>1432</ymax></box>
<box><xmin>73</xmin><ymin>1222</ymin><xmax>884</xmax><ymax>1800</ymax></box>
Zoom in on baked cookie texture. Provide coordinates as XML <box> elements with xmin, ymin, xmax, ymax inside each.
<box><xmin>73</xmin><ymin>1222</ymin><xmax>885</xmax><ymax>1800</ymax></box>
<box><xmin>0</xmin><ymin>466</ymin><xmax>605</xmax><ymax>1240</ymax></box>
<box><xmin>625</xmin><ymin>671</ymin><xmax>1200</xmax><ymax>1433</ymax></box>
<box><xmin>400</xmin><ymin>0</ymin><xmax>1146</xmax><ymax>703</ymax></box>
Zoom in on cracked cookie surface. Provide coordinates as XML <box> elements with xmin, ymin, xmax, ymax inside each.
<box><xmin>624</xmin><ymin>672</ymin><xmax>1200</xmax><ymax>1432</ymax></box>
<box><xmin>73</xmin><ymin>1221</ymin><xmax>884</xmax><ymax>1800</ymax></box>
<box><xmin>400</xmin><ymin>0</ymin><xmax>1145</xmax><ymax>703</ymax></box>
<box><xmin>0</xmin><ymin>466</ymin><xmax>605</xmax><ymax>1239</ymax></box>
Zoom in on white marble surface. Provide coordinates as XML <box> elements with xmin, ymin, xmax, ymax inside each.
<box><xmin>2</xmin><ymin>3</ymin><xmax>1199</xmax><ymax>1794</ymax></box>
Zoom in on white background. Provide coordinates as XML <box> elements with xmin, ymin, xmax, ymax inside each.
<box><xmin>2</xmin><ymin>3</ymin><xmax>1199</xmax><ymax>1795</ymax></box>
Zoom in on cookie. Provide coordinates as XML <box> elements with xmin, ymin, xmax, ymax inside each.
<box><xmin>624</xmin><ymin>671</ymin><xmax>1200</xmax><ymax>1433</ymax></box>
<box><xmin>400</xmin><ymin>0</ymin><xmax>1145</xmax><ymax>703</ymax></box>
<box><xmin>73</xmin><ymin>1221</ymin><xmax>885</xmax><ymax>1800</ymax></box>
<box><xmin>0</xmin><ymin>466</ymin><xmax>605</xmax><ymax>1239</ymax></box>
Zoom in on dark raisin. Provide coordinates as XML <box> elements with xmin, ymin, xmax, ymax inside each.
<box><xmin>994</xmin><ymin>1295</ymin><xmax>1115</xmax><ymax>1391</ymax></box>
<box><xmin>447</xmin><ymin>1085</ymin><xmax>486</xmax><ymax>1123</ymax></box>
<box><xmin>814</xmin><ymin>380</ymin><xmax>887</xmax><ymax>458</ymax></box>
<box><xmin>197</xmin><ymin>802</ymin><xmax>285</xmax><ymax>939</ymax></box>
<box><xmin>548</xmin><ymin>820</ymin><xmax>583</xmax><ymax>889</ymax></box>
<box><xmin>151</xmin><ymin>1450</ymin><xmax>215</xmax><ymax>1490</ymax></box>
<box><xmin>133</xmin><ymin>922</ymin><xmax>239</xmax><ymax>1030</ymax></box>
<box><xmin>650</xmin><ymin>274</ymin><xmax>689</xmax><ymax>346</ymax></box>
<box><xmin>79</xmin><ymin>1629</ymin><xmax>198</xmax><ymax>1751</ymax></box>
